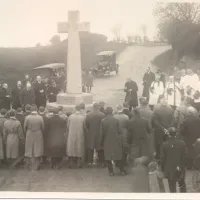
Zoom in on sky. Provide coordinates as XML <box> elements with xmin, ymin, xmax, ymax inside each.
<box><xmin>0</xmin><ymin>0</ymin><xmax>158</xmax><ymax>47</ymax></box>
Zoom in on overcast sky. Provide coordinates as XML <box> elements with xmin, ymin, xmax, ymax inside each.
<box><xmin>0</xmin><ymin>0</ymin><xmax>158</xmax><ymax>47</ymax></box>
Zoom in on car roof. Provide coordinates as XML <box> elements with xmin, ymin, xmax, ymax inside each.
<box><xmin>96</xmin><ymin>51</ymin><xmax>116</xmax><ymax>56</ymax></box>
<box><xmin>34</xmin><ymin>63</ymin><xmax>65</xmax><ymax>70</ymax></box>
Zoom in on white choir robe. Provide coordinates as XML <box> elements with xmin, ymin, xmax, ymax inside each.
<box><xmin>149</xmin><ymin>81</ymin><xmax>164</xmax><ymax>106</ymax></box>
<box><xmin>194</xmin><ymin>81</ymin><xmax>200</xmax><ymax>103</ymax></box>
<box><xmin>164</xmin><ymin>81</ymin><xmax>181</xmax><ymax>107</ymax></box>
<box><xmin>181</xmin><ymin>73</ymin><xmax>199</xmax><ymax>99</ymax></box>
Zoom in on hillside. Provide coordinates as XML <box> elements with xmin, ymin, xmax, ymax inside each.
<box><xmin>0</xmin><ymin>32</ymin><xmax>127</xmax><ymax>86</ymax></box>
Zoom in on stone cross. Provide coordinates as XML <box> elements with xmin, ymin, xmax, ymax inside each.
<box><xmin>58</xmin><ymin>11</ymin><xmax>90</xmax><ymax>94</ymax></box>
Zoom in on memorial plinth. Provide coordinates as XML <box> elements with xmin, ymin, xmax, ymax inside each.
<box><xmin>47</xmin><ymin>10</ymin><xmax>93</xmax><ymax>113</ymax></box>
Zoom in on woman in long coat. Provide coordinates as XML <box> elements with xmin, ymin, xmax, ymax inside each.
<box><xmin>24</xmin><ymin>105</ymin><xmax>44</xmax><ymax>170</ymax></box>
<box><xmin>0</xmin><ymin>109</ymin><xmax>7</xmax><ymax>164</ymax></box>
<box><xmin>67</xmin><ymin>104</ymin><xmax>86</xmax><ymax>168</ymax></box>
<box><xmin>3</xmin><ymin>110</ymin><xmax>24</xmax><ymax>167</ymax></box>
<box><xmin>45</xmin><ymin>108</ymin><xmax>67</xmax><ymax>169</ymax></box>
<box><xmin>101</xmin><ymin>107</ymin><xmax>126</xmax><ymax>176</ymax></box>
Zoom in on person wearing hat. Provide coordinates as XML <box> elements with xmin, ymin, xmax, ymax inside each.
<box><xmin>152</xmin><ymin>96</ymin><xmax>174</xmax><ymax>160</ymax></box>
<box><xmin>67</xmin><ymin>104</ymin><xmax>86</xmax><ymax>168</ymax></box>
<box><xmin>45</xmin><ymin>107</ymin><xmax>67</xmax><ymax>169</ymax></box>
<box><xmin>101</xmin><ymin>106</ymin><xmax>126</xmax><ymax>176</ymax></box>
<box><xmin>24</xmin><ymin>105</ymin><xmax>44</xmax><ymax>170</ymax></box>
<box><xmin>181</xmin><ymin>106</ymin><xmax>200</xmax><ymax>169</ymax></box>
<box><xmin>127</xmin><ymin>108</ymin><xmax>151</xmax><ymax>165</ymax></box>
<box><xmin>114</xmin><ymin>104</ymin><xmax>129</xmax><ymax>166</ymax></box>
<box><xmin>160</xmin><ymin>127</ymin><xmax>187</xmax><ymax>193</ymax></box>
<box><xmin>84</xmin><ymin>102</ymin><xmax>105</xmax><ymax>167</ymax></box>
<box><xmin>142</xmin><ymin>66</ymin><xmax>155</xmax><ymax>102</ymax></box>
<box><xmin>3</xmin><ymin>109</ymin><xmax>24</xmax><ymax>168</ymax></box>
<box><xmin>122</xmin><ymin>102</ymin><xmax>132</xmax><ymax>119</ymax></box>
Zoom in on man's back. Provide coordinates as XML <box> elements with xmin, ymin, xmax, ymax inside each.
<box><xmin>161</xmin><ymin>138</ymin><xmax>187</xmax><ymax>178</ymax></box>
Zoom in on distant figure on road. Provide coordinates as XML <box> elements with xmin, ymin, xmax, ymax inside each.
<box><xmin>142</xmin><ymin>66</ymin><xmax>155</xmax><ymax>102</ymax></box>
<box><xmin>86</xmin><ymin>71</ymin><xmax>94</xmax><ymax>93</ymax></box>
<box><xmin>124</xmin><ymin>77</ymin><xmax>138</xmax><ymax>111</ymax></box>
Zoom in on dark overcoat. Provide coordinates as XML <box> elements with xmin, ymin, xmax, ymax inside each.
<box><xmin>0</xmin><ymin>116</ymin><xmax>6</xmax><ymax>159</ymax></box>
<box><xmin>114</xmin><ymin>113</ymin><xmax>129</xmax><ymax>149</ymax></box>
<box><xmin>124</xmin><ymin>81</ymin><xmax>138</xmax><ymax>107</ymax></box>
<box><xmin>85</xmin><ymin>111</ymin><xmax>105</xmax><ymax>150</ymax></box>
<box><xmin>16</xmin><ymin>113</ymin><xmax>25</xmax><ymax>155</ymax></box>
<box><xmin>11</xmin><ymin>87</ymin><xmax>22</xmax><ymax>109</ymax></box>
<box><xmin>45</xmin><ymin>115</ymin><xmax>67</xmax><ymax>157</ymax></box>
<box><xmin>127</xmin><ymin>116</ymin><xmax>151</xmax><ymax>161</ymax></box>
<box><xmin>142</xmin><ymin>71</ymin><xmax>155</xmax><ymax>100</ymax></box>
<box><xmin>101</xmin><ymin>115</ymin><xmax>123</xmax><ymax>161</ymax></box>
<box><xmin>47</xmin><ymin>86</ymin><xmax>59</xmax><ymax>103</ymax></box>
<box><xmin>0</xmin><ymin>88</ymin><xmax>10</xmax><ymax>110</ymax></box>
<box><xmin>181</xmin><ymin>116</ymin><xmax>200</xmax><ymax>161</ymax></box>
<box><xmin>152</xmin><ymin>105</ymin><xmax>174</xmax><ymax>144</ymax></box>
<box><xmin>34</xmin><ymin>82</ymin><xmax>46</xmax><ymax>108</ymax></box>
<box><xmin>160</xmin><ymin>138</ymin><xmax>187</xmax><ymax>180</ymax></box>
<box><xmin>20</xmin><ymin>89</ymin><xmax>35</xmax><ymax>107</ymax></box>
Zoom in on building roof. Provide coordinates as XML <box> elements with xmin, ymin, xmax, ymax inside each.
<box><xmin>34</xmin><ymin>63</ymin><xmax>65</xmax><ymax>70</ymax></box>
<box><xmin>96</xmin><ymin>51</ymin><xmax>116</xmax><ymax>56</ymax></box>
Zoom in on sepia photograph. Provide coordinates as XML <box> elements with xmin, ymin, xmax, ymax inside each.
<box><xmin>0</xmin><ymin>0</ymin><xmax>200</xmax><ymax>195</ymax></box>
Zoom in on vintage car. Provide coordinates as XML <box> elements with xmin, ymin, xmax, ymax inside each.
<box><xmin>32</xmin><ymin>63</ymin><xmax>66</xmax><ymax>90</ymax></box>
<box><xmin>93</xmin><ymin>51</ymin><xmax>119</xmax><ymax>76</ymax></box>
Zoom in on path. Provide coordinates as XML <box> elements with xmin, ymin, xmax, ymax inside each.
<box><xmin>93</xmin><ymin>45</ymin><xmax>170</xmax><ymax>106</ymax></box>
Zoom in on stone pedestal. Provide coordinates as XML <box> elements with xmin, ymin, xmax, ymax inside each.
<box><xmin>46</xmin><ymin>92</ymin><xmax>93</xmax><ymax>114</ymax></box>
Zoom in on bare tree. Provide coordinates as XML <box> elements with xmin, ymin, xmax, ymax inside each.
<box><xmin>154</xmin><ymin>2</ymin><xmax>200</xmax><ymax>24</ymax></box>
<box><xmin>112</xmin><ymin>24</ymin><xmax>122</xmax><ymax>43</ymax></box>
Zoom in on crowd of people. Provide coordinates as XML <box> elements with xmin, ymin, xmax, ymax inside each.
<box><xmin>1</xmin><ymin>65</ymin><xmax>200</xmax><ymax>193</ymax></box>
<box><xmin>122</xmin><ymin>65</ymin><xmax>200</xmax><ymax>192</ymax></box>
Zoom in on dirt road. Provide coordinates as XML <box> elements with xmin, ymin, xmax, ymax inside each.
<box><xmin>93</xmin><ymin>45</ymin><xmax>170</xmax><ymax>106</ymax></box>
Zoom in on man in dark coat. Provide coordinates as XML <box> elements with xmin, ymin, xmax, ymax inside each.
<box><xmin>47</xmin><ymin>81</ymin><xmax>59</xmax><ymax>103</ymax></box>
<box><xmin>20</xmin><ymin>83</ymin><xmax>35</xmax><ymax>110</ymax></box>
<box><xmin>152</xmin><ymin>96</ymin><xmax>174</xmax><ymax>160</ymax></box>
<box><xmin>45</xmin><ymin>108</ymin><xmax>67</xmax><ymax>168</ymax></box>
<box><xmin>122</xmin><ymin>102</ymin><xmax>132</xmax><ymax>119</ymax></box>
<box><xmin>101</xmin><ymin>107</ymin><xmax>126</xmax><ymax>176</ymax></box>
<box><xmin>11</xmin><ymin>81</ymin><xmax>22</xmax><ymax>109</ymax></box>
<box><xmin>85</xmin><ymin>103</ymin><xmax>105</xmax><ymax>167</ymax></box>
<box><xmin>160</xmin><ymin>127</ymin><xmax>187</xmax><ymax>193</ymax></box>
<box><xmin>181</xmin><ymin>106</ymin><xmax>200</xmax><ymax>169</ymax></box>
<box><xmin>0</xmin><ymin>83</ymin><xmax>10</xmax><ymax>110</ymax></box>
<box><xmin>127</xmin><ymin>108</ymin><xmax>151</xmax><ymax>164</ymax></box>
<box><xmin>142</xmin><ymin>67</ymin><xmax>155</xmax><ymax>102</ymax></box>
<box><xmin>124</xmin><ymin>78</ymin><xmax>138</xmax><ymax>111</ymax></box>
<box><xmin>34</xmin><ymin>76</ymin><xmax>47</xmax><ymax>108</ymax></box>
